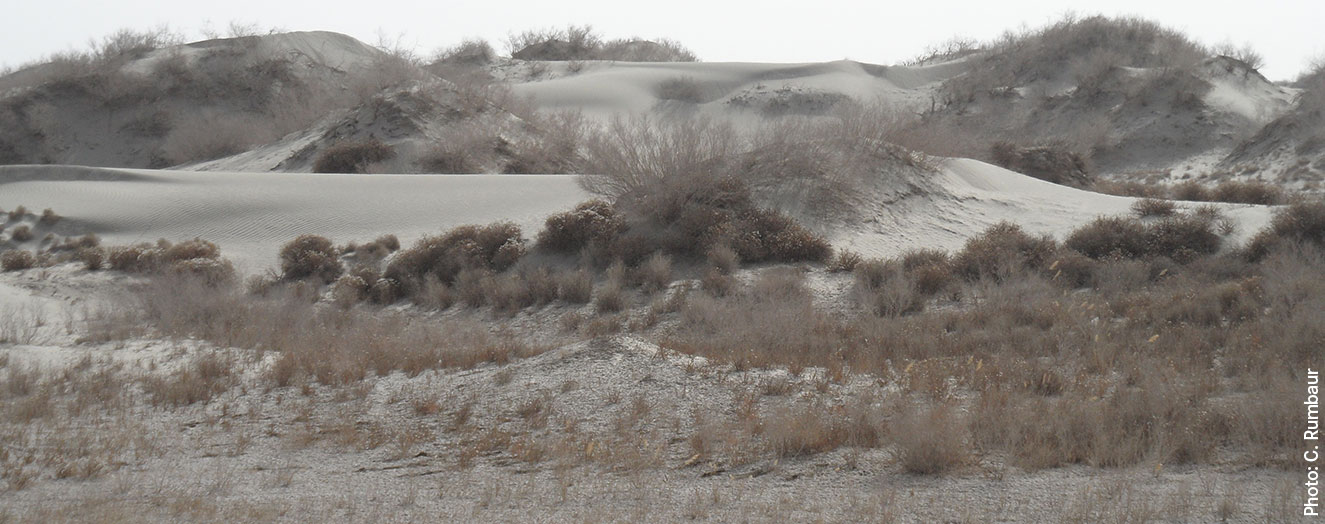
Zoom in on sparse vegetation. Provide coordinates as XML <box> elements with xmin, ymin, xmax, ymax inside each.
<box><xmin>313</xmin><ymin>140</ymin><xmax>396</xmax><ymax>174</ymax></box>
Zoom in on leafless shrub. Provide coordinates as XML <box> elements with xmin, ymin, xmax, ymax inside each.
<box><xmin>953</xmin><ymin>222</ymin><xmax>1057</xmax><ymax>281</ymax></box>
<box><xmin>635</xmin><ymin>253</ymin><xmax>673</xmax><ymax>294</ymax></box>
<box><xmin>1247</xmin><ymin>199</ymin><xmax>1325</xmax><ymax>260</ymax></box>
<box><xmin>555</xmin><ymin>268</ymin><xmax>593</xmax><ymax>304</ymax></box>
<box><xmin>279</xmin><ymin>234</ymin><xmax>342</xmax><ymax>283</ymax></box>
<box><xmin>989</xmin><ymin>141</ymin><xmax>1091</xmax><ymax>187</ymax></box>
<box><xmin>536</xmin><ymin>199</ymin><xmax>623</xmax><ymax>254</ymax></box>
<box><xmin>1</xmin><ymin>250</ymin><xmax>36</xmax><ymax>271</ymax></box>
<box><xmin>1210</xmin><ymin>180</ymin><xmax>1284</xmax><ymax>205</ymax></box>
<box><xmin>38</xmin><ymin>208</ymin><xmax>60</xmax><ymax>225</ymax></box>
<box><xmin>657</xmin><ymin>76</ymin><xmax>703</xmax><ymax>103</ymax></box>
<box><xmin>891</xmin><ymin>403</ymin><xmax>969</xmax><ymax>474</ymax></box>
<box><xmin>434</xmin><ymin>39</ymin><xmax>496</xmax><ymax>65</ymax></box>
<box><xmin>1131</xmin><ymin>198</ymin><xmax>1177</xmax><ymax>217</ymax></box>
<box><xmin>313</xmin><ymin>140</ymin><xmax>396</xmax><ymax>174</ymax></box>
<box><xmin>10</xmin><ymin>225</ymin><xmax>33</xmax><ymax>242</ymax></box>
<box><xmin>385</xmin><ymin>222</ymin><xmax>525</xmax><ymax>297</ymax></box>
<box><xmin>594</xmin><ymin>278</ymin><xmax>627</xmax><ymax>314</ymax></box>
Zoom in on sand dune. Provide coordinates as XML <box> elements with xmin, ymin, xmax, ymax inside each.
<box><xmin>0</xmin><ymin>166</ymin><xmax>587</xmax><ymax>272</ymax></box>
<box><xmin>2</xmin><ymin>161</ymin><xmax>1275</xmax><ymax>274</ymax></box>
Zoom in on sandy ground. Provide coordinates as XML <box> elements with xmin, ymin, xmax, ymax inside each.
<box><xmin>0</xmin><ymin>266</ymin><xmax>1303</xmax><ymax>523</ymax></box>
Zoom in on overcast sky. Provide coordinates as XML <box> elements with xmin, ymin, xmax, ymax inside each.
<box><xmin>3</xmin><ymin>0</ymin><xmax>1320</xmax><ymax>81</ymax></box>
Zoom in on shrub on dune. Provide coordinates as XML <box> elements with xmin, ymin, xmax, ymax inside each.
<box><xmin>313</xmin><ymin>139</ymin><xmax>396</xmax><ymax>174</ymax></box>
<box><xmin>2</xmin><ymin>250</ymin><xmax>36</xmax><ymax>271</ymax></box>
<box><xmin>384</xmin><ymin>222</ymin><xmax>526</xmax><ymax>298</ymax></box>
<box><xmin>279</xmin><ymin>234</ymin><xmax>343</xmax><ymax>283</ymax></box>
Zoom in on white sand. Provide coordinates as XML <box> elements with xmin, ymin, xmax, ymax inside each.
<box><xmin>3</xmin><ymin>160</ymin><xmax>1277</xmax><ymax>275</ymax></box>
<box><xmin>1</xmin><ymin>166</ymin><xmax>587</xmax><ymax>273</ymax></box>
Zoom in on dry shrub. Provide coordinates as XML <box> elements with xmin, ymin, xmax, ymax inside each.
<box><xmin>854</xmin><ymin>260</ymin><xmax>923</xmax><ymax>317</ymax></box>
<box><xmin>435</xmin><ymin>39</ymin><xmax>495</xmax><ymax>65</ymax></box>
<box><xmin>1066</xmin><ymin>216</ymin><xmax>1148</xmax><ymax>259</ymax></box>
<box><xmin>38</xmin><ymin>208</ymin><xmax>60</xmax><ymax>225</ymax></box>
<box><xmin>890</xmin><ymin>404</ymin><xmax>969</xmax><ymax>474</ymax></box>
<box><xmin>1144</xmin><ymin>215</ymin><xmax>1221</xmax><ymax>262</ymax></box>
<box><xmin>1</xmin><ymin>250</ymin><xmax>36</xmax><ymax>271</ymax></box>
<box><xmin>77</xmin><ymin>247</ymin><xmax>105</xmax><ymax>270</ymax></box>
<box><xmin>385</xmin><ymin>222</ymin><xmax>525</xmax><ymax>297</ymax></box>
<box><xmin>828</xmin><ymin>249</ymin><xmax>863</xmax><ymax>272</ymax></box>
<box><xmin>555</xmin><ymin>268</ymin><xmax>593</xmax><ymax>303</ymax></box>
<box><xmin>108</xmin><ymin>244</ymin><xmax>161</xmax><ymax>272</ymax></box>
<box><xmin>657</xmin><ymin>76</ymin><xmax>703</xmax><ymax>103</ymax></box>
<box><xmin>141</xmin><ymin>352</ymin><xmax>235</xmax><ymax>407</ymax></box>
<box><xmin>706</xmin><ymin>244</ymin><xmax>739</xmax><ymax>274</ymax></box>
<box><xmin>10</xmin><ymin>225</ymin><xmax>33</xmax><ymax>242</ymax></box>
<box><xmin>953</xmin><ymin>222</ymin><xmax>1057</xmax><ymax>281</ymax></box>
<box><xmin>1171</xmin><ymin>181</ymin><xmax>1211</xmax><ymax>201</ymax></box>
<box><xmin>989</xmin><ymin>141</ymin><xmax>1091</xmax><ymax>187</ymax></box>
<box><xmin>1211</xmin><ymin>180</ymin><xmax>1284</xmax><ymax>205</ymax></box>
<box><xmin>765</xmin><ymin>402</ymin><xmax>857</xmax><ymax>458</ymax></box>
<box><xmin>536</xmin><ymin>199</ymin><xmax>623</xmax><ymax>254</ymax></box>
<box><xmin>1131</xmin><ymin>198</ymin><xmax>1177</xmax><ymax>217</ymax></box>
<box><xmin>1247</xmin><ymin>199</ymin><xmax>1325</xmax><ymax>260</ymax></box>
<box><xmin>594</xmin><ymin>279</ymin><xmax>627</xmax><ymax>314</ymax></box>
<box><xmin>279</xmin><ymin>234</ymin><xmax>342</xmax><ymax>283</ymax></box>
<box><xmin>313</xmin><ymin>139</ymin><xmax>396</xmax><ymax>174</ymax></box>
<box><xmin>635</xmin><ymin>253</ymin><xmax>673</xmax><ymax>293</ymax></box>
<box><xmin>331</xmin><ymin>275</ymin><xmax>369</xmax><ymax>308</ymax></box>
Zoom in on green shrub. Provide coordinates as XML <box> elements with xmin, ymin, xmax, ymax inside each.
<box><xmin>313</xmin><ymin>139</ymin><xmax>395</xmax><ymax>174</ymax></box>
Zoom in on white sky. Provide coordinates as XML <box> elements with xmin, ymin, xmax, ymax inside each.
<box><xmin>3</xmin><ymin>0</ymin><xmax>1321</xmax><ymax>81</ymax></box>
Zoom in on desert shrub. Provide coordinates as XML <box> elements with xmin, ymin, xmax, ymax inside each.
<box><xmin>78</xmin><ymin>247</ymin><xmax>105</xmax><ymax>270</ymax></box>
<box><xmin>828</xmin><ymin>249</ymin><xmax>863</xmax><ymax>272</ymax></box>
<box><xmin>6</xmin><ymin>206</ymin><xmax>26</xmax><ymax>221</ymax></box>
<box><xmin>38</xmin><ymin>208</ymin><xmax>60</xmax><ymax>225</ymax></box>
<box><xmin>536</xmin><ymin>199</ymin><xmax>623</xmax><ymax>254</ymax></box>
<box><xmin>555</xmin><ymin>268</ymin><xmax>593</xmax><ymax>304</ymax></box>
<box><xmin>1246</xmin><ymin>200</ymin><xmax>1325</xmax><ymax>260</ymax></box>
<box><xmin>331</xmin><ymin>275</ymin><xmax>370</xmax><ymax>307</ymax></box>
<box><xmin>636</xmin><ymin>253</ymin><xmax>673</xmax><ymax>293</ymax></box>
<box><xmin>9</xmin><ymin>225</ymin><xmax>33</xmax><ymax>242</ymax></box>
<box><xmin>657</xmin><ymin>76</ymin><xmax>703</xmax><ymax>103</ymax></box>
<box><xmin>1048</xmin><ymin>249</ymin><xmax>1097</xmax><ymax>288</ymax></box>
<box><xmin>1</xmin><ymin>250</ymin><xmax>36</xmax><ymax>271</ymax></box>
<box><xmin>279</xmin><ymin>234</ymin><xmax>343</xmax><ymax>283</ymax></box>
<box><xmin>1145</xmin><ymin>215</ymin><xmax>1221</xmax><ymax>262</ymax></box>
<box><xmin>890</xmin><ymin>404</ymin><xmax>969</xmax><ymax>474</ymax></box>
<box><xmin>108</xmin><ymin>244</ymin><xmax>162</xmax><ymax>272</ymax></box>
<box><xmin>384</xmin><ymin>222</ymin><xmax>525</xmax><ymax>296</ymax></box>
<box><xmin>730</xmin><ymin>207</ymin><xmax>832</xmax><ymax>264</ymax></box>
<box><xmin>900</xmin><ymin>249</ymin><xmax>955</xmax><ymax>296</ymax></box>
<box><xmin>598</xmin><ymin>38</ymin><xmax>697</xmax><ymax>62</ymax></box>
<box><xmin>169</xmin><ymin>258</ymin><xmax>235</xmax><ymax>286</ymax></box>
<box><xmin>375</xmin><ymin>234</ymin><xmax>400</xmax><ymax>252</ymax></box>
<box><xmin>1131</xmin><ymin>198</ymin><xmax>1177</xmax><ymax>217</ymax></box>
<box><xmin>953</xmin><ymin>222</ymin><xmax>1057</xmax><ymax>281</ymax></box>
<box><xmin>313</xmin><ymin>140</ymin><xmax>395</xmax><ymax>174</ymax></box>
<box><xmin>854</xmin><ymin>260</ymin><xmax>923</xmax><ymax>316</ymax></box>
<box><xmin>1066</xmin><ymin>216</ymin><xmax>1148</xmax><ymax>259</ymax></box>
<box><xmin>706</xmin><ymin>244</ymin><xmax>740</xmax><ymax>275</ymax></box>
<box><xmin>1211</xmin><ymin>180</ymin><xmax>1283</xmax><ymax>205</ymax></box>
<box><xmin>163</xmin><ymin>238</ymin><xmax>220</xmax><ymax>263</ymax></box>
<box><xmin>435</xmin><ymin>39</ymin><xmax>496</xmax><ymax>65</ymax></box>
<box><xmin>1171</xmin><ymin>181</ymin><xmax>1211</xmax><ymax>201</ymax></box>
<box><xmin>988</xmin><ymin>141</ymin><xmax>1091</xmax><ymax>187</ymax></box>
<box><xmin>594</xmin><ymin>280</ymin><xmax>626</xmax><ymax>314</ymax></box>
<box><xmin>700</xmin><ymin>268</ymin><xmax>736</xmax><ymax>297</ymax></box>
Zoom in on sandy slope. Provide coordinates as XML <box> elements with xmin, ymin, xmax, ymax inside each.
<box><xmin>0</xmin><ymin>166</ymin><xmax>587</xmax><ymax>273</ymax></box>
<box><xmin>831</xmin><ymin>158</ymin><xmax>1274</xmax><ymax>257</ymax></box>
<box><xmin>510</xmin><ymin>59</ymin><xmax>962</xmax><ymax>121</ymax></box>
<box><xmin>2</xmin><ymin>161</ymin><xmax>1277</xmax><ymax>274</ymax></box>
